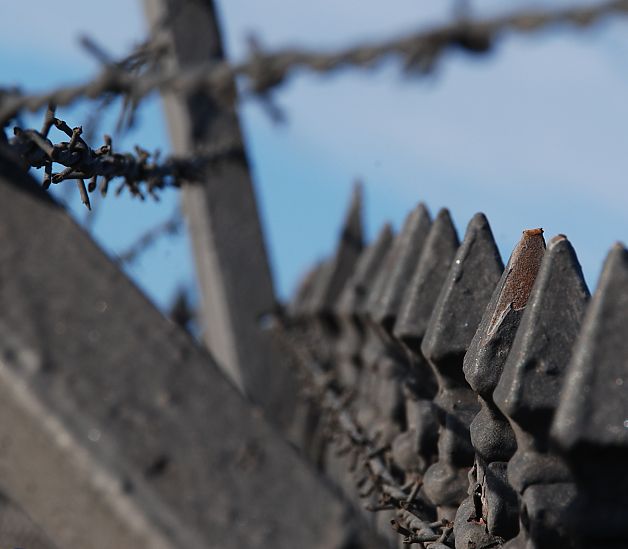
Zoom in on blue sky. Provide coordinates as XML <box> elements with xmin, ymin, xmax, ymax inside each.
<box><xmin>1</xmin><ymin>0</ymin><xmax>627</xmax><ymax>311</ymax></box>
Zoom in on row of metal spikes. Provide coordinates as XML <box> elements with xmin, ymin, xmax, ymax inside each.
<box><xmin>282</xmin><ymin>185</ymin><xmax>627</xmax><ymax>549</ymax></box>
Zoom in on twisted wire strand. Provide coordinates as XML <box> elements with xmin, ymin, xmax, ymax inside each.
<box><xmin>1</xmin><ymin>0</ymin><xmax>627</xmax><ymax>122</ymax></box>
<box><xmin>3</xmin><ymin>105</ymin><xmax>244</xmax><ymax>208</ymax></box>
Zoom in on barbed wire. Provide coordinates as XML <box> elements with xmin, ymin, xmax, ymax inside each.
<box><xmin>2</xmin><ymin>104</ymin><xmax>244</xmax><ymax>208</ymax></box>
<box><xmin>272</xmin><ymin>317</ymin><xmax>454</xmax><ymax>548</ymax></box>
<box><xmin>1</xmin><ymin>0</ymin><xmax>627</xmax><ymax>123</ymax></box>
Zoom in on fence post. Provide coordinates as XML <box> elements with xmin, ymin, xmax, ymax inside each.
<box><xmin>143</xmin><ymin>0</ymin><xmax>295</xmax><ymax>427</ymax></box>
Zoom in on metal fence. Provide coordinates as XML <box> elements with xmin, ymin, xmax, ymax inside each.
<box><xmin>282</xmin><ymin>187</ymin><xmax>628</xmax><ymax>549</ymax></box>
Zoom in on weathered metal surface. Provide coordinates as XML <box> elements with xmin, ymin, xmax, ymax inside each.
<box><xmin>287</xmin><ymin>201</ymin><xmax>628</xmax><ymax>548</ymax></box>
<box><xmin>299</xmin><ymin>185</ymin><xmax>365</xmax><ymax>370</ymax></box>
<box><xmin>367</xmin><ymin>204</ymin><xmax>432</xmax><ymax>443</ymax></box>
<box><xmin>354</xmin><ymin>206</ymin><xmax>432</xmax><ymax>445</ymax></box>
<box><xmin>394</xmin><ymin>208</ymin><xmax>459</xmax><ymax>347</ymax></box>
<box><xmin>391</xmin><ymin>209</ymin><xmax>460</xmax><ymax>484</ymax></box>
<box><xmin>359</xmin><ymin>206</ymin><xmax>434</xmax><ymax>544</ymax></box>
<box><xmin>335</xmin><ymin>224</ymin><xmax>395</xmax><ymax>389</ymax></box>
<box><xmin>455</xmin><ymin>228</ymin><xmax>546</xmax><ymax>547</ymax></box>
<box><xmin>419</xmin><ymin>213</ymin><xmax>498</xmax><ymax>521</ymax></box>
<box><xmin>551</xmin><ymin>243</ymin><xmax>628</xmax><ymax>547</ymax></box>
<box><xmin>0</xmin><ymin>154</ymin><xmax>367</xmax><ymax>549</ymax></box>
<box><xmin>370</xmin><ymin>203</ymin><xmax>431</xmax><ymax>331</ymax></box>
<box><xmin>494</xmin><ymin>234</ymin><xmax>589</xmax><ymax>549</ymax></box>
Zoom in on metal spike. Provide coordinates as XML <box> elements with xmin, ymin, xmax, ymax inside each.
<box><xmin>355</xmin><ymin>213</ymin><xmax>419</xmax><ymax>447</ymax></box>
<box><xmin>393</xmin><ymin>208</ymin><xmax>459</xmax><ymax>349</ymax></box>
<box><xmin>336</xmin><ymin>224</ymin><xmax>395</xmax><ymax>321</ymax></box>
<box><xmin>418</xmin><ymin>213</ymin><xmax>501</xmax><ymax>521</ymax></box>
<box><xmin>306</xmin><ymin>183</ymin><xmax>364</xmax><ymax>317</ymax></box>
<box><xmin>493</xmin><ymin>234</ymin><xmax>589</xmax><ymax>549</ymax></box>
<box><xmin>464</xmin><ymin>227</ymin><xmax>547</xmax><ymax>402</ymax></box>
<box><xmin>457</xmin><ymin>228</ymin><xmax>545</xmax><ymax>542</ymax></box>
<box><xmin>288</xmin><ymin>261</ymin><xmax>327</xmax><ymax>320</ymax></box>
<box><xmin>330</xmin><ymin>223</ymin><xmax>399</xmax><ymax>535</ymax></box>
<box><xmin>421</xmin><ymin>213</ymin><xmax>503</xmax><ymax>365</ymax></box>
<box><xmin>335</xmin><ymin>225</ymin><xmax>395</xmax><ymax>385</ymax></box>
<box><xmin>551</xmin><ymin>242</ymin><xmax>628</xmax><ymax>545</ymax></box>
<box><xmin>370</xmin><ymin>203</ymin><xmax>431</xmax><ymax>332</ymax></box>
<box><xmin>387</xmin><ymin>209</ymin><xmax>461</xmax><ymax>484</ymax></box>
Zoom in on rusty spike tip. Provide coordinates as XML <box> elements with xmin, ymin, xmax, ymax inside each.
<box><xmin>494</xmin><ymin>234</ymin><xmax>589</xmax><ymax>429</ymax></box>
<box><xmin>371</xmin><ymin>203</ymin><xmax>431</xmax><ymax>331</ymax></box>
<box><xmin>493</xmin><ymin>228</ymin><xmax>546</xmax><ymax>315</ymax></box>
<box><xmin>463</xmin><ymin>227</ymin><xmax>545</xmax><ymax>397</ymax></box>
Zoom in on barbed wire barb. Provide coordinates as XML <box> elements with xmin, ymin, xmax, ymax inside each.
<box><xmin>2</xmin><ymin>104</ymin><xmax>244</xmax><ymax>206</ymax></box>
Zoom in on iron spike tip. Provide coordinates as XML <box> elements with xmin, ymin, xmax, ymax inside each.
<box><xmin>337</xmin><ymin>223</ymin><xmax>395</xmax><ymax>318</ymax></box>
<box><xmin>342</xmin><ymin>181</ymin><xmax>364</xmax><ymax>245</ymax></box>
<box><xmin>370</xmin><ymin>203</ymin><xmax>432</xmax><ymax>331</ymax></box>
<box><xmin>491</xmin><ymin>227</ymin><xmax>546</xmax><ymax>316</ymax></box>
<box><xmin>463</xmin><ymin>228</ymin><xmax>545</xmax><ymax>397</ymax></box>
<box><xmin>420</xmin><ymin>212</ymin><xmax>502</xmax><ymax>366</ymax></box>
<box><xmin>551</xmin><ymin>242</ymin><xmax>628</xmax><ymax>451</ymax></box>
<box><xmin>392</xmin><ymin>207</ymin><xmax>459</xmax><ymax>348</ymax></box>
<box><xmin>288</xmin><ymin>261</ymin><xmax>326</xmax><ymax>318</ymax></box>
<box><xmin>494</xmin><ymin>234</ymin><xmax>589</xmax><ymax>430</ymax></box>
<box><xmin>549</xmin><ymin>233</ymin><xmax>567</xmax><ymax>245</ymax></box>
<box><xmin>353</xmin><ymin>222</ymin><xmax>396</xmax><ymax>318</ymax></box>
<box><xmin>305</xmin><ymin>184</ymin><xmax>366</xmax><ymax>314</ymax></box>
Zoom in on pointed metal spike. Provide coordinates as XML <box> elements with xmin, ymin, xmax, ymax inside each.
<box><xmin>491</xmin><ymin>235</ymin><xmax>589</xmax><ymax>549</ymax></box>
<box><xmin>300</xmin><ymin>260</ymin><xmax>333</xmax><ymax>317</ymax></box>
<box><xmin>456</xmin><ymin>227</ymin><xmax>545</xmax><ymax>540</ymax></box>
<box><xmin>334</xmin><ymin>224</ymin><xmax>395</xmax><ymax>386</ymax></box>
<box><xmin>336</xmin><ymin>223</ymin><xmax>395</xmax><ymax>319</ymax></box>
<box><xmin>288</xmin><ymin>261</ymin><xmax>326</xmax><ymax>319</ymax></box>
<box><xmin>552</xmin><ymin>241</ymin><xmax>628</xmax><ymax>449</ymax></box>
<box><xmin>350</xmin><ymin>218</ymin><xmax>416</xmax><ymax>450</ymax></box>
<box><xmin>550</xmin><ymin>243</ymin><xmax>628</xmax><ymax>543</ymax></box>
<box><xmin>393</xmin><ymin>208</ymin><xmax>459</xmax><ymax>349</ymax></box>
<box><xmin>305</xmin><ymin>184</ymin><xmax>364</xmax><ymax>316</ymax></box>
<box><xmin>344</xmin><ymin>180</ymin><xmax>363</xmax><ymax>240</ymax></box>
<box><xmin>362</xmin><ymin>247</ymin><xmax>398</xmax><ymax>327</ymax></box>
<box><xmin>463</xmin><ymin>228</ymin><xmax>547</xmax><ymax>401</ymax></box>
<box><xmin>421</xmin><ymin>213</ymin><xmax>504</xmax><ymax>368</ymax></box>
<box><xmin>462</xmin><ymin>227</ymin><xmax>546</xmax><ymax>460</ymax></box>
<box><xmin>370</xmin><ymin>203</ymin><xmax>431</xmax><ymax>332</ymax></box>
<box><xmin>495</xmin><ymin>234</ymin><xmax>589</xmax><ymax>447</ymax></box>
<box><xmin>384</xmin><ymin>208</ymin><xmax>458</xmax><ymax>480</ymax></box>
<box><xmin>418</xmin><ymin>213</ymin><xmax>501</xmax><ymax>520</ymax></box>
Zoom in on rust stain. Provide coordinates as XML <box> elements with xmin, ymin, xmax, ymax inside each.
<box><xmin>489</xmin><ymin>228</ymin><xmax>546</xmax><ymax>333</ymax></box>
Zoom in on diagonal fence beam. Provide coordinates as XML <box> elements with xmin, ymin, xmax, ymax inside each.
<box><xmin>0</xmin><ymin>153</ymin><xmax>371</xmax><ymax>549</ymax></box>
